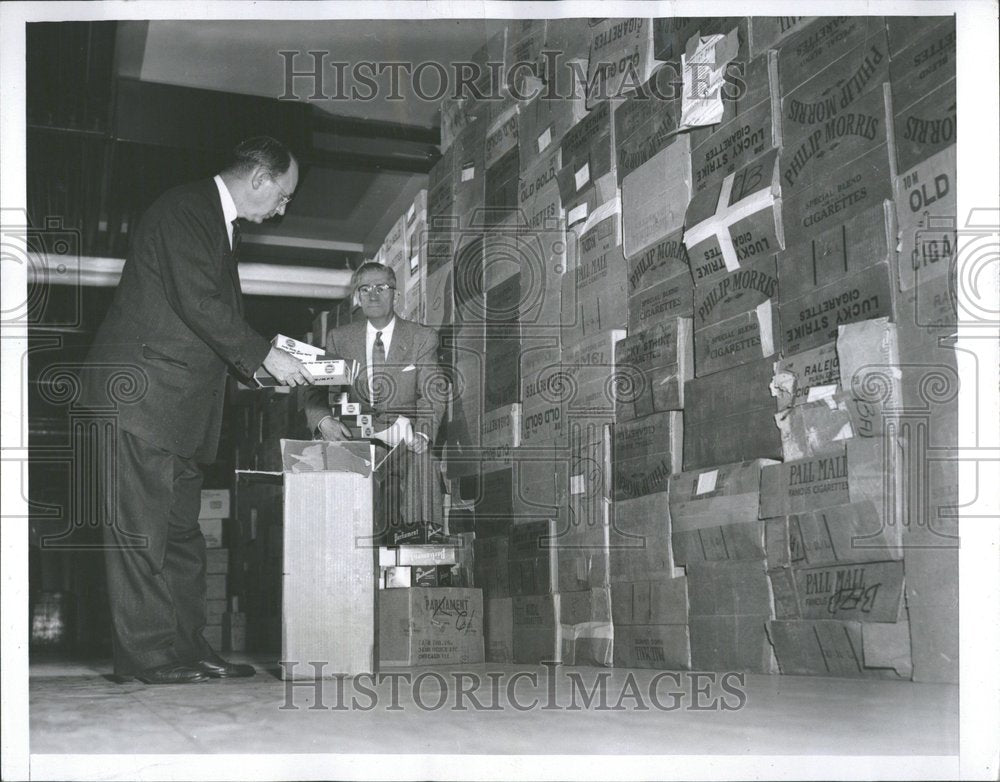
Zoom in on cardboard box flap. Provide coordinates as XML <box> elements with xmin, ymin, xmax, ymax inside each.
<box><xmin>277</xmin><ymin>439</ymin><xmax>373</xmax><ymax>475</ymax></box>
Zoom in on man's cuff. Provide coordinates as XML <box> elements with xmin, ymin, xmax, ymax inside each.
<box><xmin>316</xmin><ymin>414</ymin><xmax>334</xmax><ymax>437</ymax></box>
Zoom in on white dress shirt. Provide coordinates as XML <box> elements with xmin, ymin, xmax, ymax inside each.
<box><xmin>213</xmin><ymin>175</ymin><xmax>238</xmax><ymax>249</ymax></box>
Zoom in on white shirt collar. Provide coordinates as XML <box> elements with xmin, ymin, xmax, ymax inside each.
<box><xmin>213</xmin><ymin>175</ymin><xmax>239</xmax><ymax>246</ymax></box>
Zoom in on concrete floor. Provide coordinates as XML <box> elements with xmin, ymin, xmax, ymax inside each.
<box><xmin>29</xmin><ymin>654</ymin><xmax>958</xmax><ymax>765</ymax></box>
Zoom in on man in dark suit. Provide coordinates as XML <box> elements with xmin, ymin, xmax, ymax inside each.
<box><xmin>303</xmin><ymin>263</ymin><xmax>447</xmax><ymax>534</ymax></box>
<box><xmin>82</xmin><ymin>137</ymin><xmax>314</xmax><ymax>684</ymax></box>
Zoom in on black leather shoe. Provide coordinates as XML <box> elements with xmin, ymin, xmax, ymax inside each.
<box><xmin>126</xmin><ymin>663</ymin><xmax>210</xmax><ymax>684</ymax></box>
<box><xmin>193</xmin><ymin>655</ymin><xmax>256</xmax><ymax>678</ymax></box>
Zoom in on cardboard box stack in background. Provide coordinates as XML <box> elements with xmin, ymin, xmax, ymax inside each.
<box><xmin>198</xmin><ymin>489</ymin><xmax>231</xmax><ymax>651</ymax></box>
<box><xmin>347</xmin><ymin>15</ymin><xmax>958</xmax><ymax>684</ymax></box>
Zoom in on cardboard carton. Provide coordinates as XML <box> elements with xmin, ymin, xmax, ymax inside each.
<box><xmin>609</xmin><ymin>491</ymin><xmax>676</xmax><ymax>581</ymax></box>
<box><xmin>686</xmin><ymin>560</ymin><xmax>776</xmax><ymax>673</ymax></box>
<box><xmin>238</xmin><ymin>439</ymin><xmax>376</xmax><ymax>677</ymax></box>
<box><xmin>613</xmin><ymin>318</ymin><xmax>693</xmax><ymax>419</ymax></box>
<box><xmin>779</xmin><ymin>261</ymin><xmax>895</xmax><ymax>356</ymax></box>
<box><xmin>780</xmin><ymin>85</ymin><xmax>892</xmax><ymax>192</ymax></box>
<box><xmin>378</xmin><ymin>587</ymin><xmax>484</xmax><ymax>667</ymax></box>
<box><xmin>512</xmin><ymin>589</ymin><xmax>613</xmax><ymax>666</ymax></box>
<box><xmin>485</xmin><ymin>103</ymin><xmax>519</xmax><ymax>169</ymax></box>
<box><xmin>485</xmin><ymin>596</ymin><xmax>514</xmax><ymax>662</ymax></box>
<box><xmin>587</xmin><ymin>18</ymin><xmax>657</xmax><ymax>107</ymax></box>
<box><xmin>199</xmin><ymin>489</ymin><xmax>231</xmax><ymax>520</ymax></box>
<box><xmin>621</xmin><ymin>134</ymin><xmax>692</xmax><ymax>259</ymax></box>
<box><xmin>614</xmin><ymin>624</ymin><xmax>691</xmax><ymax>669</ymax></box>
<box><xmin>767</xmin><ymin>500</ymin><xmax>902</xmax><ymax>570</ymax></box>
<box><xmin>628</xmin><ymin>267</ymin><xmax>694</xmax><ymax>331</ymax></box>
<box><xmin>747</xmin><ymin>17</ymin><xmax>814</xmax><ymax>58</ymax></box>
<box><xmin>669</xmin><ymin>459</ymin><xmax>774</xmax><ymax>531</ymax></box>
<box><xmin>682</xmin><ymin>358</ymin><xmax>783</xmax><ymax>469</ymax></box>
<box><xmin>774</xmin><ymin>389</ymin><xmax>887</xmax><ymax>461</ymax></box>
<box><xmin>780</xmin><ymin>143</ymin><xmax>894</xmax><ymax>248</ymax></box>
<box><xmin>612</xmin><ymin>411</ymin><xmax>683</xmax><ymax>500</ymax></box>
<box><xmin>199</xmin><ymin>518</ymin><xmax>225</xmax><ymax>548</ymax></box>
<box><xmin>613</xmin><ymin>65</ymin><xmax>683</xmax><ymax>181</ymax></box>
<box><xmin>768</xmin><ymin>559</ymin><xmax>904</xmax><ymax>622</ymax></box>
<box><xmin>779</xmin><ymin>34</ymin><xmax>891</xmax><ymax>147</ymax></box>
<box><xmin>774</xmin><ymin>16</ymin><xmax>887</xmax><ymax>96</ymax></box>
<box><xmin>771</xmin><ymin>341</ymin><xmax>840</xmax><ymax>410</ymax></box>
<box><xmin>768</xmin><ymin>618</ymin><xmax>910</xmax><ymax>677</ymax></box>
<box><xmin>205</xmin><ymin>548</ymin><xmax>229</xmax><ymax>574</ymax></box>
<box><xmin>474</xmin><ymin>536</ymin><xmax>510</xmax><ymax>601</ymax></box>
<box><xmin>777</xmin><ymin>202</ymin><xmax>896</xmax><ymax>298</ymax></box>
<box><xmin>689</xmin><ymin>100</ymin><xmax>778</xmax><ymax>197</ymax></box>
<box><xmin>693</xmin><ymin>255</ymin><xmax>779</xmax><ymax>377</ymax></box>
<box><xmin>517</xmin><ymin>92</ymin><xmax>587</xmax><ymax>172</ymax></box>
<box><xmin>626</xmin><ymin>228</ymin><xmax>690</xmax><ymax>289</ymax></box>
<box><xmin>519</xmin><ymin>345</ymin><xmax>566</xmax><ymax>446</ymax></box>
<box><xmin>893</xmin><ymin>144</ymin><xmax>955</xmax><ymax>293</ymax></box>
<box><xmin>672</xmin><ymin>519</ymin><xmax>767</xmax><ymax>566</ymax></box>
<box><xmin>836</xmin><ymin>317</ymin><xmax>903</xmax><ymax>414</ymax></box>
<box><xmin>683</xmin><ymin>148</ymin><xmax>784</xmax><ymax>287</ymax></box>
<box><xmin>559</xmin><ymin>99</ymin><xmax>615</xmax><ymax>194</ymax></box>
<box><xmin>888</xmin><ymin>20</ymin><xmax>956</xmax><ymax>114</ymax></box>
<box><xmin>759</xmin><ymin>437</ymin><xmax>903</xmax><ymax>525</ymax></box>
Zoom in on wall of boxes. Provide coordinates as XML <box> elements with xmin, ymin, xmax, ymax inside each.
<box><xmin>287</xmin><ymin>15</ymin><xmax>959</xmax><ymax>681</ymax></box>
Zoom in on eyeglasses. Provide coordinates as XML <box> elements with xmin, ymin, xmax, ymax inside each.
<box><xmin>269</xmin><ymin>174</ymin><xmax>293</xmax><ymax>207</ymax></box>
<box><xmin>357</xmin><ymin>283</ymin><xmax>396</xmax><ymax>296</ymax></box>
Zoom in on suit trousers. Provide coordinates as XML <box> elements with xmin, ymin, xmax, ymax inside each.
<box><xmin>102</xmin><ymin>429</ymin><xmax>213</xmax><ymax>675</ymax></box>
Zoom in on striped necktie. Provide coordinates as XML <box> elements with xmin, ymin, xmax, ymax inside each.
<box><xmin>371</xmin><ymin>330</ymin><xmax>386</xmax><ymax>402</ymax></box>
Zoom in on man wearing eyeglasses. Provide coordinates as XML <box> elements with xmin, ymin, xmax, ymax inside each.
<box><xmin>81</xmin><ymin>136</ymin><xmax>313</xmax><ymax>684</ymax></box>
<box><xmin>303</xmin><ymin>262</ymin><xmax>447</xmax><ymax>536</ymax></box>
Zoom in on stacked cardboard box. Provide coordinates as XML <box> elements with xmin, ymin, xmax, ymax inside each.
<box><xmin>417</xmin><ymin>16</ymin><xmax>959</xmax><ymax>684</ymax></box>
<box><xmin>199</xmin><ymin>489</ymin><xmax>231</xmax><ymax>651</ymax></box>
<box><xmin>668</xmin><ymin>460</ymin><xmax>777</xmax><ymax>672</ymax></box>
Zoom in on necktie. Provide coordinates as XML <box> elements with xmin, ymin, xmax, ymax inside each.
<box><xmin>371</xmin><ymin>330</ymin><xmax>386</xmax><ymax>403</ymax></box>
<box><xmin>231</xmin><ymin>218</ymin><xmax>241</xmax><ymax>256</ymax></box>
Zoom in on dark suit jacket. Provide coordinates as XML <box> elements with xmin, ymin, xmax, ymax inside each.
<box><xmin>81</xmin><ymin>178</ymin><xmax>270</xmax><ymax>462</ymax></box>
<box><xmin>303</xmin><ymin>316</ymin><xmax>446</xmax><ymax>441</ymax></box>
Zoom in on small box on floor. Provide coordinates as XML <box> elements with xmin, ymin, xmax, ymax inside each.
<box><xmin>199</xmin><ymin>518</ymin><xmax>225</xmax><ymax>548</ymax></box>
<box><xmin>199</xmin><ymin>489</ymin><xmax>230</xmax><ymax>520</ymax></box>
<box><xmin>378</xmin><ymin>587</ymin><xmax>484</xmax><ymax>667</ymax></box>
<box><xmin>485</xmin><ymin>597</ymin><xmax>514</xmax><ymax>663</ymax></box>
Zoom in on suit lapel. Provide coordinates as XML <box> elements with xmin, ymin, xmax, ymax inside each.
<box><xmin>387</xmin><ymin>317</ymin><xmax>412</xmax><ymax>363</ymax></box>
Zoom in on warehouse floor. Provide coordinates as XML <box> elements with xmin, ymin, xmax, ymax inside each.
<box><xmin>29</xmin><ymin>654</ymin><xmax>958</xmax><ymax>757</ymax></box>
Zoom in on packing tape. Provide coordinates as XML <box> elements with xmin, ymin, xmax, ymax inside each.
<box><xmin>683</xmin><ymin>171</ymin><xmax>776</xmax><ymax>271</ymax></box>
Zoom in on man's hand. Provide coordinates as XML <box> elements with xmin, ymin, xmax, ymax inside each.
<box><xmin>409</xmin><ymin>432</ymin><xmax>429</xmax><ymax>454</ymax></box>
<box><xmin>262</xmin><ymin>346</ymin><xmax>315</xmax><ymax>387</ymax></box>
<box><xmin>317</xmin><ymin>415</ymin><xmax>352</xmax><ymax>442</ymax></box>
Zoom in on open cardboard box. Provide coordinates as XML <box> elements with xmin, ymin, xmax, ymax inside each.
<box><xmin>236</xmin><ymin>438</ymin><xmax>388</xmax><ymax>679</ymax></box>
